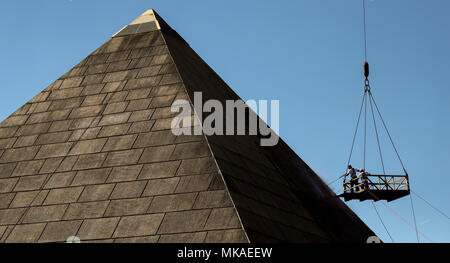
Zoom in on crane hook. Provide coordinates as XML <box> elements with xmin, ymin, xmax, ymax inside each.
<box><xmin>364</xmin><ymin>62</ymin><xmax>370</xmax><ymax>80</ymax></box>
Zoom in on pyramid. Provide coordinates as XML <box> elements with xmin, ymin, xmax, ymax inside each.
<box><xmin>0</xmin><ymin>10</ymin><xmax>375</xmax><ymax>243</ymax></box>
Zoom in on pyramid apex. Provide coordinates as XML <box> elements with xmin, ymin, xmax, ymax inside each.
<box><xmin>113</xmin><ymin>9</ymin><xmax>162</xmax><ymax>38</ymax></box>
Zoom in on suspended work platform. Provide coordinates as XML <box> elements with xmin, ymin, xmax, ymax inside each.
<box><xmin>339</xmin><ymin>174</ymin><xmax>410</xmax><ymax>202</ymax></box>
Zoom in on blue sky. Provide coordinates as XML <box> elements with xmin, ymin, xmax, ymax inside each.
<box><xmin>0</xmin><ymin>0</ymin><xmax>449</xmax><ymax>242</ymax></box>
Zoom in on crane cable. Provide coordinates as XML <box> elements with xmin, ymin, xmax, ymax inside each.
<box><xmin>362</xmin><ymin>0</ymin><xmax>421</xmax><ymax>243</ymax></box>
<box><xmin>411</xmin><ymin>190</ymin><xmax>450</xmax><ymax>220</ymax></box>
<box><xmin>371</xmin><ymin>200</ymin><xmax>394</xmax><ymax>243</ymax></box>
<box><xmin>367</xmin><ymin>190</ymin><xmax>434</xmax><ymax>243</ymax></box>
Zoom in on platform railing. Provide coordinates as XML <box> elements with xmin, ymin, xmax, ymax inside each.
<box><xmin>343</xmin><ymin>174</ymin><xmax>409</xmax><ymax>193</ymax></box>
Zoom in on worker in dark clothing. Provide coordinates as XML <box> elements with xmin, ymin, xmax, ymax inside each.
<box><xmin>345</xmin><ymin>165</ymin><xmax>361</xmax><ymax>192</ymax></box>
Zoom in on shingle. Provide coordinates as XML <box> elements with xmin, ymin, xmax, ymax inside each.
<box><xmin>107</xmin><ymin>164</ymin><xmax>142</xmax><ymax>182</ymax></box>
<box><xmin>63</xmin><ymin>201</ymin><xmax>109</xmax><ymax>220</ymax></box>
<box><xmin>35</xmin><ymin>142</ymin><xmax>72</xmax><ymax>159</ymax></box>
<box><xmin>98</xmin><ymin>112</ymin><xmax>131</xmax><ymax>126</ymax></box>
<box><xmin>104</xmin><ymin>90</ymin><xmax>128</xmax><ymax>103</ymax></box>
<box><xmin>128</xmin><ymin>120</ymin><xmax>155</xmax><ymax>133</ymax></box>
<box><xmin>5</xmin><ymin>223</ymin><xmax>46</xmax><ymax>243</ymax></box>
<box><xmin>81</xmin><ymin>84</ymin><xmax>105</xmax><ymax>95</ymax></box>
<box><xmin>175</xmin><ymin>174</ymin><xmax>213</xmax><ymax>193</ymax></box>
<box><xmin>0</xmin><ymin>127</ymin><xmax>18</xmax><ymax>138</ymax></box>
<box><xmin>159</xmin><ymin>232</ymin><xmax>207</xmax><ymax>243</ymax></box>
<box><xmin>104</xmin><ymin>197</ymin><xmax>152</xmax><ymax>216</ymax></box>
<box><xmin>110</xmin><ymin>180</ymin><xmax>147</xmax><ymax>199</ymax></box>
<box><xmin>0</xmin><ymin>146</ymin><xmax>40</xmax><ymax>163</ymax></box>
<box><xmin>12</xmin><ymin>160</ymin><xmax>44</xmax><ymax>176</ymax></box>
<box><xmin>134</xmin><ymin>130</ymin><xmax>176</xmax><ymax>147</ymax></box>
<box><xmin>82</xmin><ymin>94</ymin><xmax>107</xmax><ymax>106</ymax></box>
<box><xmin>103</xmin><ymin>149</ymin><xmax>143</xmax><ymax>167</ymax></box>
<box><xmin>137</xmin><ymin>65</ymin><xmax>162</xmax><ymax>78</ymax></box>
<box><xmin>35</xmin><ymin>131</ymin><xmax>72</xmax><ymax>145</ymax></box>
<box><xmin>151</xmin><ymin>106</ymin><xmax>180</xmax><ymax>119</ymax></box>
<box><xmin>13</xmin><ymin>104</ymin><xmax>32</xmax><ymax>115</ymax></box>
<box><xmin>158</xmin><ymin>63</ymin><xmax>177</xmax><ymax>74</ymax></box>
<box><xmin>139</xmin><ymin>145</ymin><xmax>175</xmax><ymax>163</ymax></box>
<box><xmin>71</xmin><ymin>168</ymin><xmax>111</xmax><ymax>186</ymax></box>
<box><xmin>150</xmin><ymin>84</ymin><xmax>182</xmax><ymax>97</ymax></box>
<box><xmin>39</xmin><ymin>220</ymin><xmax>82</xmax><ymax>243</ymax></box>
<box><xmin>1</xmin><ymin>115</ymin><xmax>28</xmax><ymax>127</ymax></box>
<box><xmin>0</xmin><ymin>193</ymin><xmax>14</xmax><ymax>209</ymax></box>
<box><xmin>26</xmin><ymin>109</ymin><xmax>71</xmax><ymax>125</ymax></box>
<box><xmin>87</xmin><ymin>54</ymin><xmax>109</xmax><ymax>65</ymax></box>
<box><xmin>49</xmin><ymin>87</ymin><xmax>83</xmax><ymax>100</ymax></box>
<box><xmin>72</xmin><ymin>153</ymin><xmax>107</xmax><ymax>170</ymax></box>
<box><xmin>205</xmin><ymin>229</ymin><xmax>248</xmax><ymax>243</ymax></box>
<box><xmin>23</xmin><ymin>204</ymin><xmax>67</xmax><ymax>223</ymax></box>
<box><xmin>126</xmin><ymin>98</ymin><xmax>151</xmax><ymax>111</ymax></box>
<box><xmin>114</xmin><ymin>235</ymin><xmax>159</xmax><ymax>243</ymax></box>
<box><xmin>151</xmin><ymin>54</ymin><xmax>170</xmax><ymax>65</ymax></box>
<box><xmin>160</xmin><ymin>73</ymin><xmax>182</xmax><ymax>85</ymax></box>
<box><xmin>44</xmin><ymin>187</ymin><xmax>84</xmax><ymax>205</ymax></box>
<box><xmin>148</xmin><ymin>193</ymin><xmax>197</xmax><ymax>213</ymax></box>
<box><xmin>157</xmin><ymin>210</ymin><xmax>210</xmax><ymax>234</ymax></box>
<box><xmin>151</xmin><ymin>118</ymin><xmax>174</xmax><ymax>131</ymax></box>
<box><xmin>135</xmin><ymin>56</ymin><xmax>153</xmax><ymax>68</ymax></box>
<box><xmin>102</xmin><ymin>134</ymin><xmax>137</xmax><ymax>151</ymax></box>
<box><xmin>103</xmin><ymin>70</ymin><xmax>138</xmax><ymax>83</ymax></box>
<box><xmin>113</xmin><ymin>214</ymin><xmax>164</xmax><ymax>238</ymax></box>
<box><xmin>98</xmin><ymin>123</ymin><xmax>131</xmax><ymax>137</ymax></box>
<box><xmin>69</xmin><ymin>138</ymin><xmax>107</xmax><ymax>155</ymax></box>
<box><xmin>64</xmin><ymin>67</ymin><xmax>87</xmax><ymax>78</ymax></box>
<box><xmin>0</xmin><ymin>208</ymin><xmax>26</xmax><ymax>225</ymax></box>
<box><xmin>193</xmin><ymin>190</ymin><xmax>232</xmax><ymax>209</ymax></box>
<box><xmin>27</xmin><ymin>101</ymin><xmax>51</xmax><ymax>114</ymax></box>
<box><xmin>13</xmin><ymin>135</ymin><xmax>38</xmax><ymax>148</ymax></box>
<box><xmin>142</xmin><ymin>177</ymin><xmax>179</xmax><ymax>196</ymax></box>
<box><xmin>0</xmin><ymin>163</ymin><xmax>17</xmax><ymax>178</ymax></box>
<box><xmin>177</xmin><ymin>157</ymin><xmax>217</xmax><ymax>176</ymax></box>
<box><xmin>106</xmin><ymin>60</ymin><xmax>131</xmax><ymax>72</ymax></box>
<box><xmin>69</xmin><ymin>105</ymin><xmax>103</xmax><ymax>119</ymax></box>
<box><xmin>103</xmin><ymin>101</ymin><xmax>129</xmax><ymax>115</ymax></box>
<box><xmin>60</xmin><ymin>76</ymin><xmax>84</xmax><ymax>89</ymax></box>
<box><xmin>48</xmin><ymin>97</ymin><xmax>83</xmax><ymax>111</ymax></box>
<box><xmin>204</xmin><ymin>207</ymin><xmax>242</xmax><ymax>230</ymax></box>
<box><xmin>28</xmin><ymin>91</ymin><xmax>49</xmax><ymax>103</ymax></box>
<box><xmin>171</xmin><ymin>142</ymin><xmax>211</xmax><ymax>160</ymax></box>
<box><xmin>78</xmin><ymin>217</ymin><xmax>120</xmax><ymax>240</ymax></box>
<box><xmin>44</xmin><ymin>172</ymin><xmax>76</xmax><ymax>189</ymax></box>
<box><xmin>48</xmin><ymin>120</ymin><xmax>72</xmax><ymax>132</ymax></box>
<box><xmin>56</xmin><ymin>156</ymin><xmax>78</xmax><ymax>172</ymax></box>
<box><xmin>81</xmin><ymin>74</ymin><xmax>105</xmax><ymax>86</ymax></box>
<box><xmin>149</xmin><ymin>95</ymin><xmax>176</xmax><ymax>108</ymax></box>
<box><xmin>68</xmin><ymin>129</ymin><xmax>86</xmax><ymax>142</ymax></box>
<box><xmin>39</xmin><ymin>158</ymin><xmax>64</xmax><ymax>174</ymax></box>
<box><xmin>102</xmin><ymin>81</ymin><xmax>126</xmax><ymax>93</ymax></box>
<box><xmin>86</xmin><ymin>64</ymin><xmax>108</xmax><ymax>75</ymax></box>
<box><xmin>78</xmin><ymin>184</ymin><xmax>115</xmax><ymax>202</ymax></box>
<box><xmin>124</xmin><ymin>77</ymin><xmax>161</xmax><ymax>91</ymax></box>
<box><xmin>0</xmin><ymin>177</ymin><xmax>18</xmax><ymax>193</ymax></box>
<box><xmin>10</xmin><ymin>190</ymin><xmax>48</xmax><ymax>208</ymax></box>
<box><xmin>128</xmin><ymin>109</ymin><xmax>154</xmax><ymax>122</ymax></box>
<box><xmin>107</xmin><ymin>51</ymin><xmax>130</xmax><ymax>62</ymax></box>
<box><xmin>80</xmin><ymin>127</ymin><xmax>101</xmax><ymax>140</ymax></box>
<box><xmin>69</xmin><ymin>117</ymin><xmax>95</xmax><ymax>130</ymax></box>
<box><xmin>14</xmin><ymin>175</ymin><xmax>47</xmax><ymax>191</ymax></box>
<box><xmin>138</xmin><ymin>160</ymin><xmax>180</xmax><ymax>180</ymax></box>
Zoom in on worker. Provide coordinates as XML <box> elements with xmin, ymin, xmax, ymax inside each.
<box><xmin>359</xmin><ymin>169</ymin><xmax>369</xmax><ymax>191</ymax></box>
<box><xmin>345</xmin><ymin>165</ymin><xmax>360</xmax><ymax>192</ymax></box>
